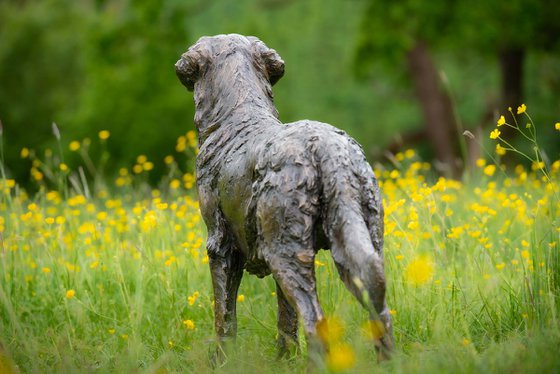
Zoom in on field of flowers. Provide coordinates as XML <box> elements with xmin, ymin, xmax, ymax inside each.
<box><xmin>0</xmin><ymin>108</ymin><xmax>559</xmax><ymax>373</ymax></box>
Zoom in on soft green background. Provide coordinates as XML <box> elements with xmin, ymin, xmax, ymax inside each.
<box><xmin>1</xmin><ymin>0</ymin><xmax>559</xmax><ymax>184</ymax></box>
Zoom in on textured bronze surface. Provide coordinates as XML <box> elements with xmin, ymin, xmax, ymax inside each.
<box><xmin>176</xmin><ymin>34</ymin><xmax>394</xmax><ymax>363</ymax></box>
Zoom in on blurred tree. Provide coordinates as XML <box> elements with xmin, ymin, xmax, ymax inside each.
<box><xmin>356</xmin><ymin>0</ymin><xmax>560</xmax><ymax>175</ymax></box>
<box><xmin>453</xmin><ymin>0</ymin><xmax>560</xmax><ymax>124</ymax></box>
<box><xmin>70</xmin><ymin>0</ymin><xmax>194</xmax><ymax>180</ymax></box>
<box><xmin>0</xmin><ymin>0</ymin><xmax>195</xmax><ymax>185</ymax></box>
<box><xmin>355</xmin><ymin>0</ymin><xmax>463</xmax><ymax>177</ymax></box>
<box><xmin>0</xmin><ymin>0</ymin><xmax>90</xmax><ymax>182</ymax></box>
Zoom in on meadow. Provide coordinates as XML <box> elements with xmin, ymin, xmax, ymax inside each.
<box><xmin>1</xmin><ymin>109</ymin><xmax>559</xmax><ymax>373</ymax></box>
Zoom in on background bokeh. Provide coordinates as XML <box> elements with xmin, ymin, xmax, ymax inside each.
<box><xmin>1</xmin><ymin>0</ymin><xmax>559</xmax><ymax>185</ymax></box>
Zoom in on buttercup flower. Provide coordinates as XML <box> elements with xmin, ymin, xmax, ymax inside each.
<box><xmin>98</xmin><ymin>130</ymin><xmax>110</xmax><ymax>140</ymax></box>
<box><xmin>497</xmin><ymin>115</ymin><xmax>506</xmax><ymax>126</ymax></box>
<box><xmin>484</xmin><ymin>165</ymin><xmax>496</xmax><ymax>176</ymax></box>
<box><xmin>20</xmin><ymin>147</ymin><xmax>30</xmax><ymax>158</ymax></box>
<box><xmin>490</xmin><ymin>129</ymin><xmax>501</xmax><ymax>139</ymax></box>
<box><xmin>69</xmin><ymin>141</ymin><xmax>80</xmax><ymax>151</ymax></box>
<box><xmin>496</xmin><ymin>144</ymin><xmax>506</xmax><ymax>156</ymax></box>
<box><xmin>517</xmin><ymin>103</ymin><xmax>526</xmax><ymax>114</ymax></box>
<box><xmin>326</xmin><ymin>343</ymin><xmax>356</xmax><ymax>372</ymax></box>
<box><xmin>404</xmin><ymin>256</ymin><xmax>434</xmax><ymax>285</ymax></box>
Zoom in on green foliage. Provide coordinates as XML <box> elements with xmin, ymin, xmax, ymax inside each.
<box><xmin>452</xmin><ymin>0</ymin><xmax>560</xmax><ymax>51</ymax></box>
<box><xmin>71</xmin><ymin>0</ymin><xmax>194</xmax><ymax>172</ymax></box>
<box><xmin>355</xmin><ymin>0</ymin><xmax>560</xmax><ymax>74</ymax></box>
<box><xmin>0</xmin><ymin>0</ymin><xmax>195</xmax><ymax>184</ymax></box>
<box><xmin>1</xmin><ymin>0</ymin><xmax>559</xmax><ymax>186</ymax></box>
<box><xmin>0</xmin><ymin>0</ymin><xmax>89</xmax><ymax>181</ymax></box>
<box><xmin>355</xmin><ymin>0</ymin><xmax>456</xmax><ymax>75</ymax></box>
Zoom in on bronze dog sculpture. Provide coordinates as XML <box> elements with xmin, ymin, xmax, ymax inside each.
<box><xmin>175</xmin><ymin>34</ymin><xmax>394</xmax><ymax>362</ymax></box>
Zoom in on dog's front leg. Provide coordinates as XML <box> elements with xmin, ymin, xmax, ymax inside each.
<box><xmin>208</xmin><ymin>250</ymin><xmax>244</xmax><ymax>366</ymax></box>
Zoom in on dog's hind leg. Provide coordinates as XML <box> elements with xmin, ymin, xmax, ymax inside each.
<box><xmin>256</xmin><ymin>205</ymin><xmax>325</xmax><ymax>359</ymax></box>
<box><xmin>255</xmin><ymin>160</ymin><xmax>325</xmax><ymax>362</ymax></box>
<box><xmin>264</xmin><ymin>245</ymin><xmax>324</xmax><ymax>359</ymax></box>
<box><xmin>275</xmin><ymin>280</ymin><xmax>299</xmax><ymax>358</ymax></box>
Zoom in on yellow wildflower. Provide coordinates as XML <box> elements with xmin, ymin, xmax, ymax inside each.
<box><xmin>489</xmin><ymin>129</ymin><xmax>501</xmax><ymax>139</ymax></box>
<box><xmin>98</xmin><ymin>130</ymin><xmax>110</xmax><ymax>140</ymax></box>
<box><xmin>186</xmin><ymin>130</ymin><xmax>197</xmax><ymax>148</ymax></box>
<box><xmin>404</xmin><ymin>256</ymin><xmax>434</xmax><ymax>285</ymax></box>
<box><xmin>237</xmin><ymin>294</ymin><xmax>245</xmax><ymax>302</ymax></box>
<box><xmin>183</xmin><ymin>319</ymin><xmax>195</xmax><ymax>330</ymax></box>
<box><xmin>133</xmin><ymin>164</ymin><xmax>143</xmax><ymax>174</ymax></box>
<box><xmin>555</xmin><ymin>122</ymin><xmax>560</xmax><ymax>131</ymax></box>
<box><xmin>69</xmin><ymin>141</ymin><xmax>80</xmax><ymax>151</ymax></box>
<box><xmin>164</xmin><ymin>256</ymin><xmax>176</xmax><ymax>266</ymax></box>
<box><xmin>66</xmin><ymin>289</ymin><xmax>76</xmax><ymax>299</ymax></box>
<box><xmin>21</xmin><ymin>147</ymin><xmax>30</xmax><ymax>158</ymax></box>
<box><xmin>143</xmin><ymin>162</ymin><xmax>154</xmax><ymax>171</ymax></box>
<box><xmin>169</xmin><ymin>179</ymin><xmax>181</xmax><ymax>190</ymax></box>
<box><xmin>495</xmin><ymin>143</ymin><xmax>506</xmax><ymax>155</ymax></box>
<box><xmin>317</xmin><ymin>317</ymin><xmax>344</xmax><ymax>345</ymax></box>
<box><xmin>176</xmin><ymin>136</ymin><xmax>186</xmax><ymax>152</ymax></box>
<box><xmin>497</xmin><ymin>115</ymin><xmax>506</xmax><ymax>126</ymax></box>
<box><xmin>483</xmin><ymin>165</ymin><xmax>496</xmax><ymax>177</ymax></box>
<box><xmin>495</xmin><ymin>263</ymin><xmax>505</xmax><ymax>270</ymax></box>
<box><xmin>517</xmin><ymin>103</ymin><xmax>526</xmax><ymax>114</ymax></box>
<box><xmin>188</xmin><ymin>291</ymin><xmax>200</xmax><ymax>306</ymax></box>
<box><xmin>326</xmin><ymin>343</ymin><xmax>356</xmax><ymax>372</ymax></box>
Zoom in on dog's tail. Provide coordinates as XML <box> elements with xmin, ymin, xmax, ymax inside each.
<box><xmin>317</xmin><ymin>130</ymin><xmax>393</xmax><ymax>356</ymax></box>
<box><xmin>317</xmin><ymin>130</ymin><xmax>387</xmax><ymax>310</ymax></box>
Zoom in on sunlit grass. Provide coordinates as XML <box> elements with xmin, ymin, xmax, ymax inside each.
<box><xmin>0</xmin><ymin>109</ymin><xmax>559</xmax><ymax>373</ymax></box>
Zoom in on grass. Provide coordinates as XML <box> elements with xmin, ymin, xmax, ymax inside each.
<box><xmin>0</xmin><ymin>113</ymin><xmax>559</xmax><ymax>373</ymax></box>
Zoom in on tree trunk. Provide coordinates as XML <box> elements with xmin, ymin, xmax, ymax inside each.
<box><xmin>406</xmin><ymin>41</ymin><xmax>462</xmax><ymax>178</ymax></box>
<box><xmin>499</xmin><ymin>48</ymin><xmax>525</xmax><ymax>112</ymax></box>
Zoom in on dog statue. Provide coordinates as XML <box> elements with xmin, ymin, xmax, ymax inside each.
<box><xmin>176</xmin><ymin>34</ymin><xmax>394</xmax><ymax>363</ymax></box>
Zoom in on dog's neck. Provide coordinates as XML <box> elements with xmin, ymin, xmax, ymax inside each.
<box><xmin>193</xmin><ymin>56</ymin><xmax>281</xmax><ymax>143</ymax></box>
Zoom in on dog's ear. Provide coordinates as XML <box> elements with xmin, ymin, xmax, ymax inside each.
<box><xmin>175</xmin><ymin>46</ymin><xmax>205</xmax><ymax>91</ymax></box>
<box><xmin>249</xmin><ymin>37</ymin><xmax>285</xmax><ymax>86</ymax></box>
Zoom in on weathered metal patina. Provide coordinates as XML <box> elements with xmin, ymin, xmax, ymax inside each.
<box><xmin>176</xmin><ymin>34</ymin><xmax>394</xmax><ymax>363</ymax></box>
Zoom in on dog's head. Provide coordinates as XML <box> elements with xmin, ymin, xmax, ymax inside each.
<box><xmin>175</xmin><ymin>34</ymin><xmax>284</xmax><ymax>91</ymax></box>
